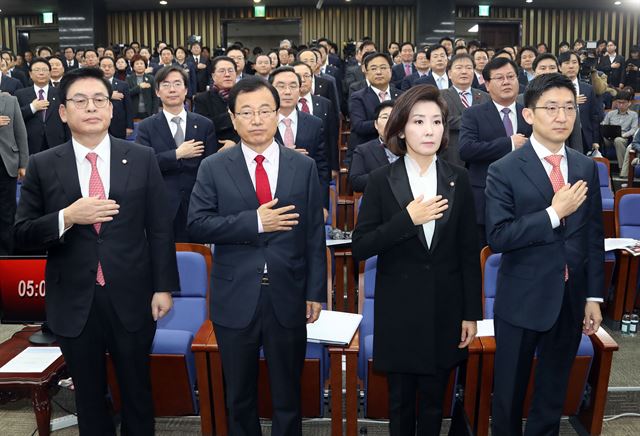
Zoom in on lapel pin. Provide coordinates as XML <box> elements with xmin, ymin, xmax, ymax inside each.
<box><xmin>122</xmin><ymin>159</ymin><xmax>128</xmax><ymax>165</ymax></box>
<box><xmin>450</xmin><ymin>181</ymin><xmax>455</xmax><ymax>187</ymax></box>
<box><xmin>194</xmin><ymin>125</ymin><xmax>197</xmax><ymax>129</ymax></box>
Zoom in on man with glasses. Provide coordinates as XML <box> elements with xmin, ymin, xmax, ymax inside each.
<box><xmin>347</xmin><ymin>52</ymin><xmax>402</xmax><ymax>165</ymax></box>
<box><xmin>414</xmin><ymin>45</ymin><xmax>451</xmax><ymax>90</ymax></box>
<box><xmin>99</xmin><ymin>56</ymin><xmax>134</xmax><ymax>140</ymax></box>
<box><xmin>15</xmin><ymin>57</ymin><xmax>69</xmax><ymax>155</ymax></box>
<box><xmin>485</xmin><ymin>72</ymin><xmax>603</xmax><ymax>436</ymax></box>
<box><xmin>459</xmin><ymin>57</ymin><xmax>532</xmax><ymax>246</ymax></box>
<box><xmin>227</xmin><ymin>46</ymin><xmax>247</xmax><ymax>82</ymax></box>
<box><xmin>136</xmin><ymin>66</ymin><xmax>216</xmax><ymax>241</ymax></box>
<box><xmin>14</xmin><ymin>67</ymin><xmax>179</xmax><ymax>435</ymax></box>
<box><xmin>188</xmin><ymin>76</ymin><xmax>326</xmax><ymax>436</ymax></box>
<box><xmin>0</xmin><ymin>57</ymin><xmax>23</xmax><ymax>95</ymax></box>
<box><xmin>194</xmin><ymin>56</ymin><xmax>241</xmax><ymax>151</ymax></box>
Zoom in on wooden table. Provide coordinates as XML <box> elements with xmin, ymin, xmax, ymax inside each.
<box><xmin>0</xmin><ymin>326</ymin><xmax>67</xmax><ymax>436</ymax></box>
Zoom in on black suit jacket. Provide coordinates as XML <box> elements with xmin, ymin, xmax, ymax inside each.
<box><xmin>399</xmin><ymin>72</ymin><xmax>429</xmax><ymax>91</ymax></box>
<box><xmin>188</xmin><ymin>56</ymin><xmax>212</xmax><ymax>93</ymax></box>
<box><xmin>63</xmin><ymin>59</ymin><xmax>80</xmax><ymax>71</ymax></box>
<box><xmin>108</xmin><ymin>78</ymin><xmax>134</xmax><ymax>139</ymax></box>
<box><xmin>485</xmin><ymin>143</ymin><xmax>604</xmax><ymax>330</ymax></box>
<box><xmin>597</xmin><ymin>54</ymin><xmax>626</xmax><ymax>87</ymax></box>
<box><xmin>344</xmin><ymin>64</ymin><xmax>365</xmax><ymax>97</ymax></box>
<box><xmin>391</xmin><ymin>63</ymin><xmax>417</xmax><ymax>87</ymax></box>
<box><xmin>14</xmin><ymin>137</ymin><xmax>180</xmax><ymax>337</ymax></box>
<box><xmin>193</xmin><ymin>90</ymin><xmax>240</xmax><ymax>143</ymax></box>
<box><xmin>576</xmin><ymin>81</ymin><xmax>604</xmax><ymax>149</ymax></box>
<box><xmin>352</xmin><ymin>157</ymin><xmax>481</xmax><ymax>374</ymax></box>
<box><xmin>126</xmin><ymin>74</ymin><xmax>158</xmax><ymax>116</ymax></box>
<box><xmin>0</xmin><ymin>75</ymin><xmax>23</xmax><ymax>95</ymax></box>
<box><xmin>188</xmin><ymin>144</ymin><xmax>326</xmax><ymax>329</ymax></box>
<box><xmin>347</xmin><ymin>85</ymin><xmax>402</xmax><ymax>164</ymax></box>
<box><xmin>275</xmin><ymin>110</ymin><xmax>329</xmax><ymax>207</ymax></box>
<box><xmin>305</xmin><ymin>94</ymin><xmax>339</xmax><ymax>171</ymax></box>
<box><xmin>15</xmin><ymin>86</ymin><xmax>69</xmax><ymax>154</ymax></box>
<box><xmin>8</xmin><ymin>68</ymin><xmax>29</xmax><ymax>87</ymax></box>
<box><xmin>314</xmin><ymin>76</ymin><xmax>340</xmax><ymax>116</ymax></box>
<box><xmin>348</xmin><ymin>138</ymin><xmax>390</xmax><ymax>192</ymax></box>
<box><xmin>458</xmin><ymin>100</ymin><xmax>533</xmax><ymax>225</ymax></box>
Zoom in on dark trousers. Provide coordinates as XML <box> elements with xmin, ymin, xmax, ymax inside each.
<box><xmin>214</xmin><ymin>284</ymin><xmax>307</xmax><ymax>436</ymax></box>
<box><xmin>0</xmin><ymin>162</ymin><xmax>16</xmax><ymax>255</ymax></box>
<box><xmin>56</xmin><ymin>285</ymin><xmax>156</xmax><ymax>436</ymax></box>
<box><xmin>477</xmin><ymin>224</ymin><xmax>487</xmax><ymax>251</ymax></box>
<box><xmin>491</xmin><ymin>287</ymin><xmax>583</xmax><ymax>436</ymax></box>
<box><xmin>173</xmin><ymin>199</ymin><xmax>190</xmax><ymax>243</ymax></box>
<box><xmin>387</xmin><ymin>369</ymin><xmax>451</xmax><ymax>436</ymax></box>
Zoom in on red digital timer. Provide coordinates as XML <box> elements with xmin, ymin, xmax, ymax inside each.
<box><xmin>0</xmin><ymin>257</ymin><xmax>47</xmax><ymax>324</ymax></box>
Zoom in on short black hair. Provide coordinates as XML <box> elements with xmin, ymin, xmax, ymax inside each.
<box><xmin>29</xmin><ymin>57</ymin><xmax>51</xmax><ymax>72</ymax></box>
<box><xmin>84</xmin><ymin>49</ymin><xmax>98</xmax><ymax>57</ymax></box>
<box><xmin>558</xmin><ymin>51</ymin><xmax>580</xmax><ymax>66</ymax></box>
<box><xmin>615</xmin><ymin>90</ymin><xmax>634</xmax><ymax>101</ymax></box>
<box><xmin>426</xmin><ymin>45</ymin><xmax>447</xmax><ymax>60</ymax></box>
<box><xmin>227</xmin><ymin>45</ymin><xmax>245</xmax><ymax>58</ymax></box>
<box><xmin>388</xmin><ymin>41</ymin><xmax>399</xmax><ymax>49</ymax></box>
<box><xmin>438</xmin><ymin>37</ymin><xmax>453</xmax><ymax>45</ymax></box>
<box><xmin>228</xmin><ymin>76</ymin><xmax>280</xmax><ymax>114</ymax></box>
<box><xmin>160</xmin><ymin>46</ymin><xmax>174</xmax><ymax>55</ymax></box>
<box><xmin>447</xmin><ymin>53</ymin><xmax>475</xmax><ymax>71</ymax></box>
<box><xmin>359</xmin><ymin>40</ymin><xmax>377</xmax><ymax>52</ymax></box>
<box><xmin>523</xmin><ymin>73</ymin><xmax>576</xmax><ymax>108</ymax></box>
<box><xmin>297</xmin><ymin>48</ymin><xmax>319</xmax><ymax>62</ymax></box>
<box><xmin>269</xmin><ymin>65</ymin><xmax>301</xmax><ymax>86</ymax></box>
<box><xmin>64</xmin><ymin>46</ymin><xmax>75</xmax><ymax>53</ymax></box>
<box><xmin>98</xmin><ymin>56</ymin><xmax>115</xmax><ymax>65</ymax></box>
<box><xmin>558</xmin><ymin>41</ymin><xmax>570</xmax><ymax>49</ymax></box>
<box><xmin>154</xmin><ymin>65</ymin><xmax>188</xmax><ymax>89</ymax></box>
<box><xmin>493</xmin><ymin>49</ymin><xmax>514</xmax><ymax>60</ymax></box>
<box><xmin>59</xmin><ymin>66</ymin><xmax>112</xmax><ymax>105</ymax></box>
<box><xmin>533</xmin><ymin>53</ymin><xmax>559</xmax><ymax>71</ymax></box>
<box><xmin>400</xmin><ymin>42</ymin><xmax>415</xmax><ymax>51</ymax></box>
<box><xmin>290</xmin><ymin>60</ymin><xmax>313</xmax><ymax>75</ymax></box>
<box><xmin>518</xmin><ymin>45</ymin><xmax>538</xmax><ymax>59</ymax></box>
<box><xmin>212</xmin><ymin>56</ymin><xmax>237</xmax><ymax>72</ymax></box>
<box><xmin>413</xmin><ymin>50</ymin><xmax>427</xmax><ymax>62</ymax></box>
<box><xmin>482</xmin><ymin>57</ymin><xmax>518</xmax><ymax>82</ymax></box>
<box><xmin>374</xmin><ymin>100</ymin><xmax>394</xmax><ymax>119</ymax></box>
<box><xmin>473</xmin><ymin>48</ymin><xmax>489</xmax><ymax>59</ymax></box>
<box><xmin>363</xmin><ymin>52</ymin><xmax>392</xmax><ymax>69</ymax></box>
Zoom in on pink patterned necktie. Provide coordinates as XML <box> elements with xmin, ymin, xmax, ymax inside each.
<box><xmin>282</xmin><ymin>118</ymin><xmax>295</xmax><ymax>148</ymax></box>
<box><xmin>544</xmin><ymin>154</ymin><xmax>569</xmax><ymax>282</ymax></box>
<box><xmin>404</xmin><ymin>64</ymin><xmax>411</xmax><ymax>76</ymax></box>
<box><xmin>86</xmin><ymin>152</ymin><xmax>106</xmax><ymax>286</ymax></box>
<box><xmin>378</xmin><ymin>91</ymin><xmax>388</xmax><ymax>102</ymax></box>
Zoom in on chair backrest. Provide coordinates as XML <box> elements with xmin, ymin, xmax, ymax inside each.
<box><xmin>594</xmin><ymin>160</ymin><xmax>614</xmax><ymax>202</ymax></box>
<box><xmin>353</xmin><ymin>192</ymin><xmax>363</xmax><ymax>226</ymax></box>
<box><xmin>615</xmin><ymin>188</ymin><xmax>640</xmax><ymax>239</ymax></box>
<box><xmin>157</xmin><ymin>251</ymin><xmax>208</xmax><ymax>334</ymax></box>
<box><xmin>358</xmin><ymin>256</ymin><xmax>377</xmax><ymax>338</ymax></box>
<box><xmin>480</xmin><ymin>246</ymin><xmax>501</xmax><ymax>320</ymax></box>
<box><xmin>328</xmin><ymin>183</ymin><xmax>337</xmax><ymax>227</ymax></box>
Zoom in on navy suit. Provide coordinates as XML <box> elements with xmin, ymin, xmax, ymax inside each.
<box><xmin>413</xmin><ymin>72</ymin><xmax>452</xmax><ymax>89</ymax></box>
<box><xmin>188</xmin><ymin>56</ymin><xmax>212</xmax><ymax>93</ymax></box>
<box><xmin>347</xmin><ymin>85</ymin><xmax>402</xmax><ymax>165</ymax></box>
<box><xmin>8</xmin><ymin>68</ymin><xmax>29</xmax><ymax>87</ymax></box>
<box><xmin>304</xmin><ymin>94</ymin><xmax>339</xmax><ymax>172</ymax></box>
<box><xmin>275</xmin><ymin>111</ymin><xmax>329</xmax><ymax>208</ymax></box>
<box><xmin>391</xmin><ymin>63</ymin><xmax>417</xmax><ymax>87</ymax></box>
<box><xmin>597</xmin><ymin>54</ymin><xmax>626</xmax><ymax>87</ymax></box>
<box><xmin>188</xmin><ymin>144</ymin><xmax>326</xmax><ymax>436</ymax></box>
<box><xmin>0</xmin><ymin>75</ymin><xmax>23</xmax><ymax>95</ymax></box>
<box><xmin>108</xmin><ymin>78</ymin><xmax>134</xmax><ymax>139</ymax></box>
<box><xmin>136</xmin><ymin>111</ymin><xmax>217</xmax><ymax>241</ymax></box>
<box><xmin>399</xmin><ymin>72</ymin><xmax>429</xmax><ymax>91</ymax></box>
<box><xmin>576</xmin><ymin>81</ymin><xmax>604</xmax><ymax>150</ymax></box>
<box><xmin>348</xmin><ymin>138</ymin><xmax>390</xmax><ymax>192</ymax></box>
<box><xmin>15</xmin><ymin>86</ymin><xmax>69</xmax><ymax>154</ymax></box>
<box><xmin>485</xmin><ymin>143</ymin><xmax>603</xmax><ymax>435</ymax></box>
<box><xmin>458</xmin><ymin>100</ymin><xmax>532</xmax><ymax>231</ymax></box>
<box><xmin>314</xmin><ymin>75</ymin><xmax>341</xmax><ymax>117</ymax></box>
<box><xmin>63</xmin><ymin>59</ymin><xmax>80</xmax><ymax>72</ymax></box>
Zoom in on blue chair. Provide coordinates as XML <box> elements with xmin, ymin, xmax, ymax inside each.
<box><xmin>626</xmin><ymin>148</ymin><xmax>639</xmax><ymax>187</ymax></box>
<box><xmin>477</xmin><ymin>247</ymin><xmax>618</xmax><ymax>436</ymax></box>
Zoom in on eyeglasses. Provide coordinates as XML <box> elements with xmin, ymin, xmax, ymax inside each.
<box><xmin>532</xmin><ymin>104</ymin><xmax>577</xmax><ymax>117</ymax></box>
<box><xmin>234</xmin><ymin>109</ymin><xmax>277</xmax><ymax>120</ymax></box>
<box><xmin>298</xmin><ymin>73</ymin><xmax>312</xmax><ymax>80</ymax></box>
<box><xmin>159</xmin><ymin>81</ymin><xmax>185</xmax><ymax>90</ymax></box>
<box><xmin>274</xmin><ymin>83</ymin><xmax>300</xmax><ymax>92</ymax></box>
<box><xmin>66</xmin><ymin>95</ymin><xmax>110</xmax><ymax>109</ymax></box>
<box><xmin>367</xmin><ymin>65</ymin><xmax>390</xmax><ymax>73</ymax></box>
<box><xmin>488</xmin><ymin>74</ymin><xmax>517</xmax><ymax>82</ymax></box>
<box><xmin>215</xmin><ymin>68</ymin><xmax>236</xmax><ymax>75</ymax></box>
<box><xmin>31</xmin><ymin>68</ymin><xmax>50</xmax><ymax>73</ymax></box>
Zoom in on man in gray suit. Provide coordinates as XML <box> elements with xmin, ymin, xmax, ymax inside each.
<box><xmin>188</xmin><ymin>77</ymin><xmax>326</xmax><ymax>436</ymax></box>
<box><xmin>0</xmin><ymin>93</ymin><xmax>28</xmax><ymax>254</ymax></box>
<box><xmin>440</xmin><ymin>54</ymin><xmax>491</xmax><ymax>166</ymax></box>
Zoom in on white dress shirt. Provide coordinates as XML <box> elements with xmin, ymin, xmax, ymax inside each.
<box><xmin>277</xmin><ymin>110</ymin><xmax>298</xmax><ymax>145</ymax></box>
<box><xmin>404</xmin><ymin>154</ymin><xmax>437</xmax><ymax>248</ymax></box>
<box><xmin>241</xmin><ymin>141</ymin><xmax>280</xmax><ymax>235</ymax></box>
<box><xmin>163</xmin><ymin>108</ymin><xmax>188</xmax><ymax>138</ymax></box>
<box><xmin>58</xmin><ymin>134</ymin><xmax>112</xmax><ymax>237</ymax></box>
<box><xmin>432</xmin><ymin>72</ymin><xmax>449</xmax><ymax>90</ymax></box>
<box><xmin>30</xmin><ymin>84</ymin><xmax>50</xmax><ymax>114</ymax></box>
<box><xmin>492</xmin><ymin>100</ymin><xmax>519</xmax><ymax>149</ymax></box>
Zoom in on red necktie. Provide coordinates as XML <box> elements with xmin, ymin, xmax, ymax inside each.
<box><xmin>544</xmin><ymin>155</ymin><xmax>569</xmax><ymax>281</ymax></box>
<box><xmin>299</xmin><ymin>97</ymin><xmax>310</xmax><ymax>114</ymax></box>
<box><xmin>86</xmin><ymin>152</ymin><xmax>106</xmax><ymax>286</ymax></box>
<box><xmin>254</xmin><ymin>155</ymin><xmax>272</xmax><ymax>205</ymax></box>
<box><xmin>378</xmin><ymin>91</ymin><xmax>388</xmax><ymax>102</ymax></box>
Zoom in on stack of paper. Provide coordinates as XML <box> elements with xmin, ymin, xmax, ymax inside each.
<box><xmin>604</xmin><ymin>238</ymin><xmax>640</xmax><ymax>256</ymax></box>
<box><xmin>0</xmin><ymin>347</ymin><xmax>62</xmax><ymax>373</ymax></box>
<box><xmin>307</xmin><ymin>310</ymin><xmax>362</xmax><ymax>345</ymax></box>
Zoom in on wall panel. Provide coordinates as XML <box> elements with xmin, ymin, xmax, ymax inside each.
<box><xmin>0</xmin><ymin>15</ymin><xmax>50</xmax><ymax>53</ymax></box>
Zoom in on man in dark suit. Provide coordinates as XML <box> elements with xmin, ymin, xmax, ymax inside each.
<box><xmin>0</xmin><ymin>93</ymin><xmax>28</xmax><ymax>254</ymax></box>
<box><xmin>343</xmin><ymin>40</ymin><xmax>377</xmax><ymax>98</ymax></box>
<box><xmin>188</xmin><ymin>77</ymin><xmax>326</xmax><ymax>436</ymax></box>
<box><xmin>485</xmin><ymin>73</ymin><xmax>603</xmax><ymax>436</ymax></box>
<box><xmin>137</xmin><ymin>66</ymin><xmax>217</xmax><ymax>242</ymax></box>
<box><xmin>414</xmin><ymin>45</ymin><xmax>451</xmax><ymax>90</ymax></box>
<box><xmin>293</xmin><ymin>62</ymin><xmax>340</xmax><ymax>174</ymax></box>
<box><xmin>459</xmin><ymin>57</ymin><xmax>532</xmax><ymax>246</ymax></box>
<box><xmin>1</xmin><ymin>51</ymin><xmax>29</xmax><ymax>87</ymax></box>
<box><xmin>63</xmin><ymin>47</ymin><xmax>80</xmax><ymax>71</ymax></box>
<box><xmin>0</xmin><ymin>71</ymin><xmax>23</xmax><ymax>94</ymax></box>
<box><xmin>441</xmin><ymin>54</ymin><xmax>491</xmax><ymax>166</ymax></box>
<box><xmin>270</xmin><ymin>66</ymin><xmax>330</xmax><ymax>214</ymax></box>
<box><xmin>152</xmin><ymin>46</ymin><xmax>178</xmax><ymax>74</ymax></box>
<box><xmin>472</xmin><ymin>48</ymin><xmax>490</xmax><ymax>92</ymax></box>
<box><xmin>348</xmin><ymin>52</ymin><xmax>402</xmax><ymax>165</ymax></box>
<box><xmin>391</xmin><ymin>42</ymin><xmax>417</xmax><ymax>87</ymax></box>
<box><xmin>597</xmin><ymin>40</ymin><xmax>626</xmax><ymax>88</ymax></box>
<box><xmin>99</xmin><ymin>56</ymin><xmax>134</xmax><ymax>139</ymax></box>
<box><xmin>188</xmin><ymin>42</ymin><xmax>212</xmax><ymax>93</ymax></box>
<box><xmin>15</xmin><ymin>57</ymin><xmax>69</xmax><ymax>155</ymax></box>
<box><xmin>14</xmin><ymin>67</ymin><xmax>179</xmax><ymax>435</ymax></box>
<box><xmin>298</xmin><ymin>48</ymin><xmax>342</xmax><ymax>116</ymax></box>
<box><xmin>348</xmin><ymin>100</ymin><xmax>397</xmax><ymax>192</ymax></box>
<box><xmin>399</xmin><ymin>51</ymin><xmax>431</xmax><ymax>91</ymax></box>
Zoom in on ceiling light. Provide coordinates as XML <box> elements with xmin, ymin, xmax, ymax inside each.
<box><xmin>526</xmin><ymin>0</ymin><xmax>533</xmax><ymax>3</ymax></box>
<box><xmin>614</xmin><ymin>1</ymin><xmax>622</xmax><ymax>5</ymax></box>
<box><xmin>253</xmin><ymin>0</ymin><xmax>261</xmax><ymax>3</ymax></box>
<box><xmin>159</xmin><ymin>0</ymin><xmax>167</xmax><ymax>5</ymax></box>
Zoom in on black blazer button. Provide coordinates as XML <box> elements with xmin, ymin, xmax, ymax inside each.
<box><xmin>97</xmin><ymin>238</ymin><xmax>103</xmax><ymax>244</ymax></box>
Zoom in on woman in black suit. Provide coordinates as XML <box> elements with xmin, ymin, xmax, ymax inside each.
<box><xmin>126</xmin><ymin>54</ymin><xmax>158</xmax><ymax>119</ymax></box>
<box><xmin>352</xmin><ymin>84</ymin><xmax>482</xmax><ymax>436</ymax></box>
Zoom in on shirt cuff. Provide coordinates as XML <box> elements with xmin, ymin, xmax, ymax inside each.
<box><xmin>30</xmin><ymin>103</ymin><xmax>37</xmax><ymax>114</ymax></box>
<box><xmin>58</xmin><ymin>209</ymin><xmax>73</xmax><ymax>238</ymax></box>
<box><xmin>511</xmin><ymin>137</ymin><xmax>515</xmax><ymax>151</ymax></box>
<box><xmin>256</xmin><ymin>210</ymin><xmax>264</xmax><ymax>234</ymax></box>
<box><xmin>586</xmin><ymin>298</ymin><xmax>604</xmax><ymax>303</ymax></box>
<box><xmin>546</xmin><ymin>206</ymin><xmax>561</xmax><ymax>229</ymax></box>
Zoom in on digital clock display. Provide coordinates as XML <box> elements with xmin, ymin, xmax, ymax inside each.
<box><xmin>0</xmin><ymin>257</ymin><xmax>47</xmax><ymax>324</ymax></box>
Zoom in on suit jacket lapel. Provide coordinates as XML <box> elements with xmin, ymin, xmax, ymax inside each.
<box><xmin>471</xmin><ymin>90</ymin><xmax>485</xmax><ymax>106</ymax></box>
<box><xmin>295</xmin><ymin>111</ymin><xmax>307</xmax><ymax>147</ymax></box>
<box><xmin>372</xmin><ymin>141</ymin><xmax>389</xmax><ymax>167</ymax></box>
<box><xmin>565</xmin><ymin>148</ymin><xmax>584</xmax><ymax>232</ymax></box>
<box><xmin>274</xmin><ymin>146</ymin><xmax>296</xmax><ymax>202</ymax></box>
<box><xmin>185</xmin><ymin>112</ymin><xmax>198</xmax><ymax>141</ymax></box>
<box><xmin>226</xmin><ymin>144</ymin><xmax>260</xmax><ymax>209</ymax></box>
<box><xmin>45</xmin><ymin>89</ymin><xmax>57</xmax><ymax>122</ymax></box>
<box><xmin>155</xmin><ymin>113</ymin><xmax>177</xmax><ymax>150</ymax></box>
<box><xmin>430</xmin><ymin>159</ymin><xmax>456</xmax><ymax>253</ymax></box>
<box><xmin>387</xmin><ymin>158</ymin><xmax>428</xmax><ymax>251</ymax></box>
<box><xmin>54</xmin><ymin>141</ymin><xmax>82</xmax><ymax>204</ymax></box>
<box><xmin>519</xmin><ymin>143</ymin><xmax>554</xmax><ymax>205</ymax></box>
<box><xmin>101</xmin><ymin>137</ymin><xmax>131</xmax><ymax>235</ymax></box>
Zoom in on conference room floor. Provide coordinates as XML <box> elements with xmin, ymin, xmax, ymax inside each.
<box><xmin>1</xmin><ymin>324</ymin><xmax>639</xmax><ymax>435</ymax></box>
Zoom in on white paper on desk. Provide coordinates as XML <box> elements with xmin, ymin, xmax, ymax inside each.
<box><xmin>604</xmin><ymin>238</ymin><xmax>638</xmax><ymax>252</ymax></box>
<box><xmin>476</xmin><ymin>319</ymin><xmax>495</xmax><ymax>337</ymax></box>
<box><xmin>0</xmin><ymin>347</ymin><xmax>62</xmax><ymax>373</ymax></box>
<box><xmin>326</xmin><ymin>239</ymin><xmax>352</xmax><ymax>247</ymax></box>
<box><xmin>307</xmin><ymin>310</ymin><xmax>362</xmax><ymax>345</ymax></box>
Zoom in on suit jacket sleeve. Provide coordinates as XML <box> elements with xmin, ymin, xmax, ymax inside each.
<box><xmin>187</xmin><ymin>157</ymin><xmax>260</xmax><ymax>244</ymax></box>
<box><xmin>349</xmin><ymin>93</ymin><xmax>377</xmax><ymax>139</ymax></box>
<box><xmin>586</xmin><ymin>160</ymin><xmax>605</xmax><ymax>299</ymax></box>
<box><xmin>122</xmin><ymin>83</ymin><xmax>134</xmax><ymax>129</ymax></box>
<box><xmin>444</xmin><ymin>93</ymin><xmax>463</xmax><ymax>131</ymax></box>
<box><xmin>484</xmin><ymin>161</ymin><xmax>556</xmax><ymax>253</ymax></box>
<box><xmin>203</xmin><ymin>118</ymin><xmax>218</xmax><ymax>157</ymax></box>
<box><xmin>351</xmin><ymin>169</ymin><xmax>419</xmax><ymax>261</ymax></box>
<box><xmin>459</xmin><ymin>109</ymin><xmax>513</xmax><ymax>162</ymax></box>
<box><xmin>304</xmin><ymin>160</ymin><xmax>328</xmax><ymax>303</ymax></box>
<box><xmin>18</xmin><ymin>93</ymin><xmax>35</xmax><ymax>122</ymax></box>
<box><xmin>11</xmin><ymin>96</ymin><xmax>29</xmax><ymax>168</ymax></box>
<box><xmin>348</xmin><ymin>145</ymin><xmax>369</xmax><ymax>193</ymax></box>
